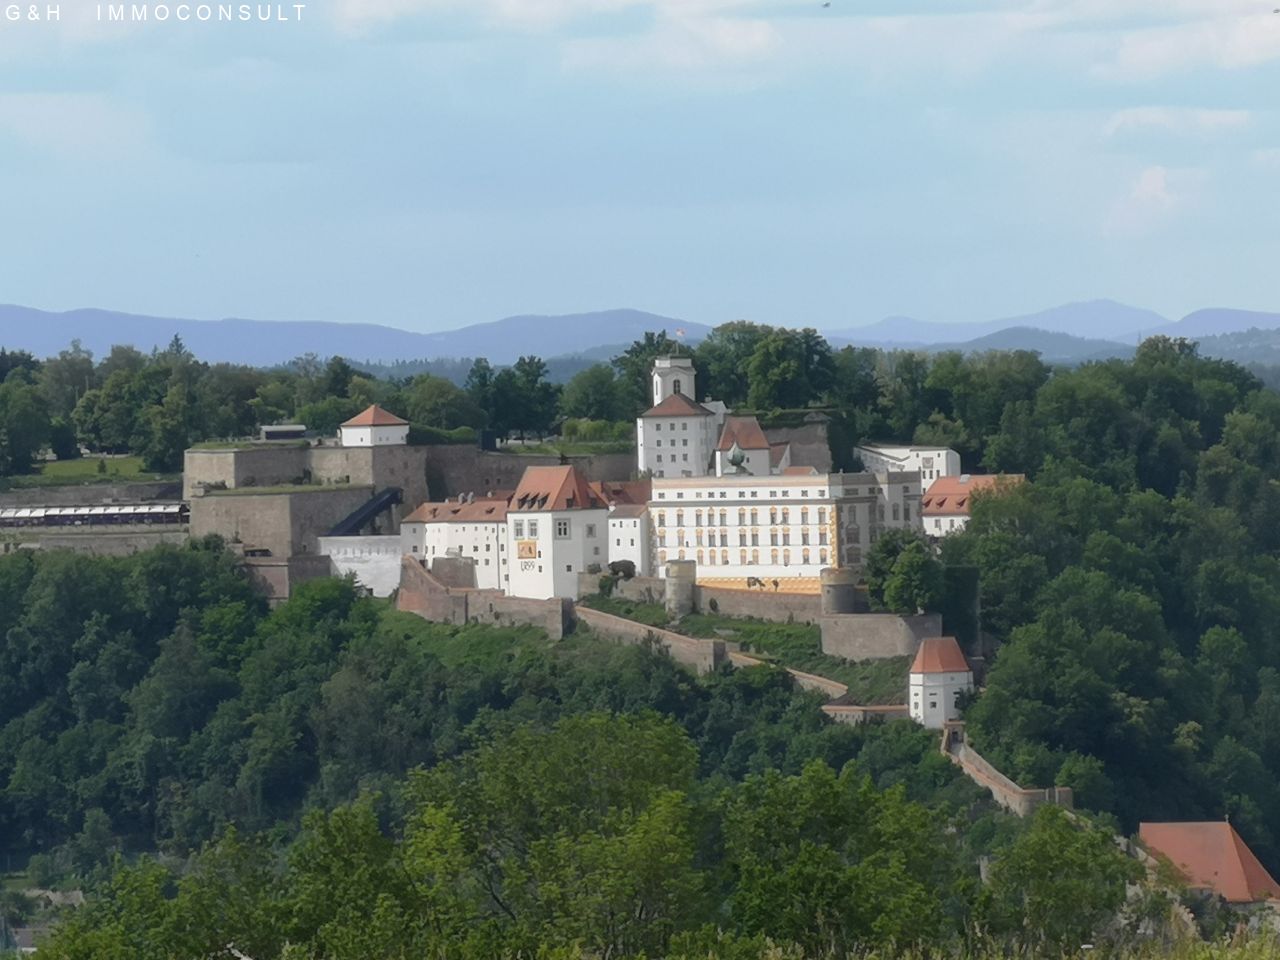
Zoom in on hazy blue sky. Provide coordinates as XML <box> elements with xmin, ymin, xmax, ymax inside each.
<box><xmin>1</xmin><ymin>0</ymin><xmax>1278</xmax><ymax>332</ymax></box>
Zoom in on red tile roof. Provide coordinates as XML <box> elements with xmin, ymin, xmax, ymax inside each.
<box><xmin>716</xmin><ymin>415</ymin><xmax>771</xmax><ymax>451</ymax></box>
<box><xmin>403</xmin><ymin>497</ymin><xmax>509</xmax><ymax>524</ymax></box>
<box><xmin>921</xmin><ymin>474</ymin><xmax>1023</xmax><ymax>516</ymax></box>
<box><xmin>341</xmin><ymin>404</ymin><xmax>409</xmax><ymax>428</ymax></box>
<box><xmin>769</xmin><ymin>442</ymin><xmax>790</xmax><ymax>467</ymax></box>
<box><xmin>641</xmin><ymin>393</ymin><xmax>713</xmax><ymax>418</ymax></box>
<box><xmin>910</xmin><ymin>636</ymin><xmax>970</xmax><ymax>675</ymax></box>
<box><xmin>1139</xmin><ymin>822</ymin><xmax>1280</xmax><ymax>903</ymax></box>
<box><xmin>510</xmin><ymin>465</ymin><xmax>605</xmax><ymax>512</ymax></box>
<box><xmin>608</xmin><ymin>503</ymin><xmax>649</xmax><ymax>519</ymax></box>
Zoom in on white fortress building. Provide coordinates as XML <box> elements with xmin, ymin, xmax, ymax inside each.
<box><xmin>400</xmin><ymin>495</ymin><xmax>511</xmax><ymax>591</ymax></box>
<box><xmin>636</xmin><ymin>356</ymin><xmax>729</xmax><ymax>478</ymax></box>
<box><xmin>505</xmin><ymin>466</ymin><xmax>610</xmax><ymax>600</ymax></box>
<box><xmin>648</xmin><ymin>468</ymin><xmax>921</xmax><ymax>589</ymax></box>
<box><xmin>339</xmin><ymin>404</ymin><xmax>410</xmax><ymax>447</ymax></box>
<box><xmin>855</xmin><ymin>443</ymin><xmax>960</xmax><ymax>490</ymax></box>
<box><xmin>908</xmin><ymin>636</ymin><xmax>973</xmax><ymax>728</ymax></box>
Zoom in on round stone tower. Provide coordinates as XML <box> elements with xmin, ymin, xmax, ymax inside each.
<box><xmin>664</xmin><ymin>560</ymin><xmax>697</xmax><ymax>619</ymax></box>
<box><xmin>820</xmin><ymin>567</ymin><xmax>858</xmax><ymax>615</ymax></box>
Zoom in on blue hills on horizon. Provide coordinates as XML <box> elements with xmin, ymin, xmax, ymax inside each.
<box><xmin>1</xmin><ymin>300</ymin><xmax>1279</xmax><ymax>370</ymax></box>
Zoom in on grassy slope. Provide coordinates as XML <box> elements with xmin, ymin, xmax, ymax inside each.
<box><xmin>3</xmin><ymin>456</ymin><xmax>179</xmax><ymax>488</ymax></box>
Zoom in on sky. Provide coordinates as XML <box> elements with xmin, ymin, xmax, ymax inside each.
<box><xmin>1</xmin><ymin>0</ymin><xmax>1278</xmax><ymax>334</ymax></box>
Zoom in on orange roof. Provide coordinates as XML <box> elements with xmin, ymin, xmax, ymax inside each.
<box><xmin>921</xmin><ymin>474</ymin><xmax>1023</xmax><ymax>516</ymax></box>
<box><xmin>341</xmin><ymin>404</ymin><xmax>409</xmax><ymax>428</ymax></box>
<box><xmin>608</xmin><ymin>503</ymin><xmax>649</xmax><ymax>519</ymax></box>
<box><xmin>1139</xmin><ymin>822</ymin><xmax>1280</xmax><ymax>903</ymax></box>
<box><xmin>403</xmin><ymin>497</ymin><xmax>509</xmax><ymax>524</ymax></box>
<box><xmin>716</xmin><ymin>415</ymin><xmax>771</xmax><ymax>451</ymax></box>
<box><xmin>769</xmin><ymin>442</ymin><xmax>790</xmax><ymax>467</ymax></box>
<box><xmin>782</xmin><ymin>465</ymin><xmax>820</xmax><ymax>476</ymax></box>
<box><xmin>910</xmin><ymin>636</ymin><xmax>970</xmax><ymax>674</ymax></box>
<box><xmin>641</xmin><ymin>393</ymin><xmax>713</xmax><ymax>418</ymax></box>
<box><xmin>510</xmin><ymin>465</ymin><xmax>605</xmax><ymax>512</ymax></box>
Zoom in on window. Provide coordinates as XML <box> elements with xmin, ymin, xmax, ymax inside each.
<box><xmin>513</xmin><ymin>520</ymin><xmax>524</xmax><ymax>537</ymax></box>
<box><xmin>769</xmin><ymin>507</ymin><xmax>777</xmax><ymax>524</ymax></box>
<box><xmin>738</xmin><ymin>508</ymin><xmax>746</xmax><ymax>525</ymax></box>
<box><xmin>783</xmin><ymin>549</ymin><xmax>790</xmax><ymax>566</ymax></box>
<box><xmin>770</xmin><ymin>530</ymin><xmax>779</xmax><ymax>546</ymax></box>
<box><xmin>904</xmin><ymin>505</ymin><xmax>910</xmax><ymax>522</ymax></box>
<box><xmin>657</xmin><ymin>512</ymin><xmax>666</xmax><ymax>528</ymax></box>
<box><xmin>682</xmin><ymin>438</ymin><xmax>688</xmax><ymax>446</ymax></box>
<box><xmin>682</xmin><ymin>454</ymin><xmax>688</xmax><ymax>462</ymax></box>
<box><xmin>708</xmin><ymin>551</ymin><xmax>716</xmax><ymax>565</ymax></box>
<box><xmin>696</xmin><ymin>550</ymin><xmax>703</xmax><ymax>564</ymax></box>
<box><xmin>751</xmin><ymin>549</ymin><xmax>759</xmax><ymax>565</ymax></box>
<box><xmin>719</xmin><ymin>510</ymin><xmax>727</xmax><ymax>525</ymax></box>
<box><xmin>655</xmin><ymin>422</ymin><xmax>661</xmax><ymax>431</ymax></box>
<box><xmin>751</xmin><ymin>531</ymin><xmax>759</xmax><ymax>546</ymax></box>
<box><xmin>585</xmin><ymin>524</ymin><xmax>596</xmax><ymax>538</ymax></box>
<box><xmin>802</xmin><ymin>548</ymin><xmax>810</xmax><ymax>564</ymax></box>
<box><xmin>528</xmin><ymin>520</ymin><xmax>538</xmax><ymax>537</ymax></box>
<box><xmin>657</xmin><ymin>454</ymin><xmax>663</xmax><ymax>463</ymax></box>
<box><xmin>675</xmin><ymin>510</ymin><xmax>684</xmax><ymax>526</ymax></box>
<box><xmin>750</xmin><ymin>509</ymin><xmax>759</xmax><ymax>525</ymax></box>
<box><xmin>721</xmin><ymin>550</ymin><xmax>729</xmax><ymax>565</ymax></box>
<box><xmin>673</xmin><ymin>378</ymin><xmax>682</xmax><ymax>394</ymax></box>
<box><xmin>781</xmin><ymin>508</ymin><xmax>789</xmax><ymax>524</ymax></box>
<box><xmin>820</xmin><ymin>548</ymin><xmax>828</xmax><ymax>564</ymax></box>
<box><xmin>892</xmin><ymin>503</ymin><xmax>900</xmax><ymax>521</ymax></box>
<box><xmin>682</xmin><ymin>421</ymin><xmax>688</xmax><ymax>430</ymax></box>
<box><xmin>659</xmin><ymin>549</ymin><xmax>668</xmax><ymax>564</ymax></box>
<box><xmin>782</xmin><ymin>530</ymin><xmax>790</xmax><ymax>545</ymax></box>
<box><xmin>656</xmin><ymin>440</ymin><xmax>662</xmax><ymax>447</ymax></box>
<box><xmin>738</xmin><ymin>530</ymin><xmax>747</xmax><ymax>546</ymax></box>
<box><xmin>801</xmin><ymin>530</ymin><xmax>809</xmax><ymax>545</ymax></box>
<box><xmin>616</xmin><ymin>538</ymin><xmax>621</xmax><ymax>546</ymax></box>
<box><xmin>695</xmin><ymin>510</ymin><xmax>703</xmax><ymax>527</ymax></box>
<box><xmin>566</xmin><ymin>564</ymin><xmax>573</xmax><ymax>572</ymax></box>
<box><xmin>818</xmin><ymin>508</ymin><xmax>827</xmax><ymax>524</ymax></box>
<box><xmin>555</xmin><ymin>519</ymin><xmax>570</xmax><ymax>538</ymax></box>
<box><xmin>801</xmin><ymin>508</ymin><xmax>809</xmax><ymax>524</ymax></box>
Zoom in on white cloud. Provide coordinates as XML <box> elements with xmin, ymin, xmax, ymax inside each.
<box><xmin>1097</xmin><ymin>13</ymin><xmax>1280</xmax><ymax>80</ymax></box>
<box><xmin>560</xmin><ymin>10</ymin><xmax>776</xmax><ymax>74</ymax></box>
<box><xmin>1105</xmin><ymin>164</ymin><xmax>1205</xmax><ymax>236</ymax></box>
<box><xmin>1105</xmin><ymin>107</ymin><xmax>1251</xmax><ymax>137</ymax></box>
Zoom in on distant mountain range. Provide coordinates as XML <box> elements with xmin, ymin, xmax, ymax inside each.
<box><xmin>3</xmin><ymin>300</ymin><xmax>1280</xmax><ymax>372</ymax></box>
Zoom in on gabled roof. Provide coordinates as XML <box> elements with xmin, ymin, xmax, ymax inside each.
<box><xmin>510</xmin><ymin>465</ymin><xmax>605</xmax><ymax>512</ymax></box>
<box><xmin>641</xmin><ymin>393</ymin><xmax>713</xmax><ymax>418</ymax></box>
<box><xmin>769</xmin><ymin>442</ymin><xmax>790</xmax><ymax>467</ymax></box>
<box><xmin>1139</xmin><ymin>822</ymin><xmax>1280</xmax><ymax>903</ymax></box>
<box><xmin>910</xmin><ymin>636</ymin><xmax>970</xmax><ymax>675</ymax></box>
<box><xmin>921</xmin><ymin>474</ymin><xmax>1024</xmax><ymax>516</ymax></box>
<box><xmin>403</xmin><ymin>497</ymin><xmax>509</xmax><ymax>524</ymax></box>
<box><xmin>341</xmin><ymin>404</ymin><xmax>409</xmax><ymax>428</ymax></box>
<box><xmin>716</xmin><ymin>415</ymin><xmax>771</xmax><ymax>451</ymax></box>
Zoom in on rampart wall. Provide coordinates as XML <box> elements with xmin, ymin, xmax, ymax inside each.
<box><xmin>820</xmin><ymin>613</ymin><xmax>942</xmax><ymax>661</ymax></box>
<box><xmin>0</xmin><ymin>481</ymin><xmax>181</xmax><ymax>508</ymax></box>
<box><xmin>574</xmin><ymin>607</ymin><xmax>725</xmax><ymax>674</ymax></box>
<box><xmin>396</xmin><ymin>557</ymin><xmax>572</xmax><ymax>639</ymax></box>
<box><xmin>942</xmin><ymin>725</ymin><xmax>1074</xmax><ymax>816</ymax></box>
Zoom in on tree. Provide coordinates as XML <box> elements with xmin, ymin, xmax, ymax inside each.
<box><xmin>695</xmin><ymin>321</ymin><xmax>769</xmax><ymax>407</ymax></box>
<box><xmin>745</xmin><ymin>328</ymin><xmax>834</xmax><ymax>410</ymax></box>
<box><xmin>39</xmin><ymin>340</ymin><xmax>95</xmax><ymax>420</ymax></box>
<box><xmin>882</xmin><ymin>540</ymin><xmax>944</xmax><ymax>614</ymax></box>
<box><xmin>405</xmin><ymin>375</ymin><xmax>486</xmax><ymax>430</ymax></box>
<box><xmin>612</xmin><ymin>331</ymin><xmax>690</xmax><ymax>413</ymax></box>
<box><xmin>559</xmin><ymin>364</ymin><xmax>628</xmax><ymax>422</ymax></box>
<box><xmin>984</xmin><ymin>805</ymin><xmax>1138</xmax><ymax>951</ymax></box>
<box><xmin>0</xmin><ymin>374</ymin><xmax>52</xmax><ymax>474</ymax></box>
<box><xmin>863</xmin><ymin>528</ymin><xmax>928</xmax><ymax>611</ymax></box>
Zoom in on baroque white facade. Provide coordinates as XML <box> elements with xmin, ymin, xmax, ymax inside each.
<box><xmin>648</xmin><ymin>471</ymin><xmax>922</xmax><ymax>585</ymax></box>
<box><xmin>608</xmin><ymin>504</ymin><xmax>651</xmax><ymax>575</ymax></box>
<box><xmin>504</xmin><ymin>466</ymin><xmax>609</xmax><ymax>600</ymax></box>
<box><xmin>400</xmin><ymin>496</ymin><xmax>510</xmax><ymax>591</ymax></box>
<box><xmin>636</xmin><ymin>356</ymin><xmax>728</xmax><ymax>478</ymax></box>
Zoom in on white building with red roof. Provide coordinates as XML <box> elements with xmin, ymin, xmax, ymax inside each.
<box><xmin>921</xmin><ymin>473</ymin><xmax>1024</xmax><ymax>536</ymax></box>
<box><xmin>339</xmin><ymin>404</ymin><xmax>410</xmax><ymax>448</ymax></box>
<box><xmin>506</xmin><ymin>465</ymin><xmax>609</xmax><ymax>599</ymax></box>
<box><xmin>636</xmin><ymin>357</ymin><xmax>727</xmax><ymax>478</ymax></box>
<box><xmin>401</xmin><ymin>495</ymin><xmax>512</xmax><ymax>591</ymax></box>
<box><xmin>909</xmin><ymin>636</ymin><xmax>973</xmax><ymax>728</ymax></box>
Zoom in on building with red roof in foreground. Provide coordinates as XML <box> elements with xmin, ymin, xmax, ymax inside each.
<box><xmin>909</xmin><ymin>636</ymin><xmax>973</xmax><ymax>729</ymax></box>
<box><xmin>1139</xmin><ymin>822</ymin><xmax>1280</xmax><ymax>904</ymax></box>
<box><xmin>920</xmin><ymin>473</ymin><xmax>1024</xmax><ymax>537</ymax></box>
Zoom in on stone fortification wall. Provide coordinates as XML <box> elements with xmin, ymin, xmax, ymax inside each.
<box><xmin>820</xmin><ymin>613</ymin><xmax>942</xmax><ymax>661</ymax></box>
<box><xmin>574</xmin><ymin>607</ymin><xmax>725</xmax><ymax>674</ymax></box>
<box><xmin>396</xmin><ymin>557</ymin><xmax>572</xmax><ymax>639</ymax></box>
<box><xmin>309</xmin><ymin>446</ymin><xmax>430</xmax><ymax>514</ymax></box>
<box><xmin>764</xmin><ymin>421</ymin><xmax>832</xmax><ymax>472</ymax></box>
<box><xmin>696</xmin><ymin>585</ymin><xmax>824</xmax><ymax>623</ymax></box>
<box><xmin>0</xmin><ymin>481</ymin><xmax>181</xmax><ymax>508</ymax></box>
<box><xmin>184</xmin><ymin>446</ymin><xmax>309</xmax><ymax>499</ymax></box>
<box><xmin>422</xmin><ymin>446</ymin><xmax>635</xmax><ymax>501</ymax></box>
<box><xmin>318</xmin><ymin>535</ymin><xmax>402</xmax><ymax>597</ymax></box>
<box><xmin>943</xmin><ymin>725</ymin><xmax>1073</xmax><ymax>816</ymax></box>
<box><xmin>3</xmin><ymin>528</ymin><xmax>188</xmax><ymax>556</ymax></box>
<box><xmin>240</xmin><ymin>553</ymin><xmax>333</xmax><ymax>606</ymax></box>
<box><xmin>190</xmin><ymin>486</ymin><xmax>372</xmax><ymax>558</ymax></box>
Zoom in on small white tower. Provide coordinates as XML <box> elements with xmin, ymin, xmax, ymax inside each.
<box><xmin>339</xmin><ymin>405</ymin><xmax>410</xmax><ymax>447</ymax></box>
<box><xmin>908</xmin><ymin>636</ymin><xmax>973</xmax><ymax>729</ymax></box>
<box><xmin>651</xmin><ymin>356</ymin><xmax>696</xmax><ymax>406</ymax></box>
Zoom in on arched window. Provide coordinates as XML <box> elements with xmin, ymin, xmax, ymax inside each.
<box><xmin>802</xmin><ymin>548</ymin><xmax>811</xmax><ymax>564</ymax></box>
<box><xmin>740</xmin><ymin>549</ymin><xmax>748</xmax><ymax>565</ymax></box>
<box><xmin>676</xmin><ymin>510</ymin><xmax>684</xmax><ymax>527</ymax></box>
<box><xmin>696</xmin><ymin>550</ymin><xmax>703</xmax><ymax>564</ymax></box>
<box><xmin>658</xmin><ymin>550</ymin><xmax>667</xmax><ymax>565</ymax></box>
<box><xmin>695</xmin><ymin>510</ymin><xmax>703</xmax><ymax>527</ymax></box>
<box><xmin>892</xmin><ymin>502</ymin><xmax>900</xmax><ymax>521</ymax></box>
<box><xmin>781</xmin><ymin>508</ymin><xmax>789</xmax><ymax>524</ymax></box>
<box><xmin>708</xmin><ymin>551</ymin><xmax>715</xmax><ymax>565</ymax></box>
<box><xmin>771</xmin><ymin>548</ymin><xmax>779</xmax><ymax>564</ymax></box>
<box><xmin>678</xmin><ymin>549</ymin><xmax>686</xmax><ymax>560</ymax></box>
<box><xmin>801</xmin><ymin>508</ymin><xmax>809</xmax><ymax>525</ymax></box>
<box><xmin>673</xmin><ymin>378</ymin><xmax>682</xmax><ymax>395</ymax></box>
<box><xmin>878</xmin><ymin>503</ymin><xmax>885</xmax><ymax>522</ymax></box>
<box><xmin>783</xmin><ymin>549</ymin><xmax>791</xmax><ymax>566</ymax></box>
<box><xmin>719</xmin><ymin>510</ymin><xmax>727</xmax><ymax>526</ymax></box>
<box><xmin>818</xmin><ymin>508</ymin><xmax>827</xmax><ymax>524</ymax></box>
<box><xmin>820</xmin><ymin>548</ymin><xmax>828</xmax><ymax>564</ymax></box>
<box><xmin>738</xmin><ymin>508</ymin><xmax>747</xmax><ymax>525</ymax></box>
<box><xmin>722</xmin><ymin>550</ymin><xmax>729</xmax><ymax>566</ymax></box>
<box><xmin>750</xmin><ymin>509</ymin><xmax>759</xmax><ymax>525</ymax></box>
<box><xmin>769</xmin><ymin>507</ymin><xmax>777</xmax><ymax>524</ymax></box>
<box><xmin>656</xmin><ymin>511</ymin><xmax>666</xmax><ymax>528</ymax></box>
<box><xmin>751</xmin><ymin>549</ymin><xmax>760</xmax><ymax>565</ymax></box>
<box><xmin>696</xmin><ymin>530</ymin><xmax>703</xmax><ymax>546</ymax></box>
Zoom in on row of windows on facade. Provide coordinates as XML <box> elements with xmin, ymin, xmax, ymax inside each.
<box><xmin>658</xmin><ymin>528</ymin><xmax>831</xmax><ymax>547</ymax></box>
<box><xmin>656</xmin><ymin>507</ymin><xmax>830</xmax><ymax>527</ymax></box>
<box><xmin>652</xmin><ymin>420</ymin><xmax>689</xmax><ymax>431</ymax></box>
<box><xmin>655</xmin><ymin>488</ymin><xmax>828</xmax><ymax>500</ymax></box>
<box><xmin>651</xmin><ymin>438</ymin><xmax>691</xmax><ymax>448</ymax></box>
<box><xmin>510</xmin><ymin>519</ymin><xmax>598</xmax><ymax>539</ymax></box>
<box><xmin>412</xmin><ymin>542</ymin><xmax>505</xmax><ymax>555</ymax></box>
<box><xmin>911</xmin><ymin>691</ymin><xmax>963</xmax><ymax>708</ymax></box>
<box><xmin>657</xmin><ymin>547</ymin><xmax>829</xmax><ymax>567</ymax></box>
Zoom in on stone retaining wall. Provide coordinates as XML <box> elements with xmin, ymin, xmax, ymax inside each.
<box><xmin>820</xmin><ymin>612</ymin><xmax>942</xmax><ymax>661</ymax></box>
<box><xmin>574</xmin><ymin>607</ymin><xmax>725</xmax><ymax>674</ymax></box>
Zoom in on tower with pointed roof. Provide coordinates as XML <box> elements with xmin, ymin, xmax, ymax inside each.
<box><xmin>909</xmin><ymin>636</ymin><xmax>973</xmax><ymax>729</ymax></box>
<box><xmin>636</xmin><ymin>357</ymin><xmax>727</xmax><ymax>479</ymax></box>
